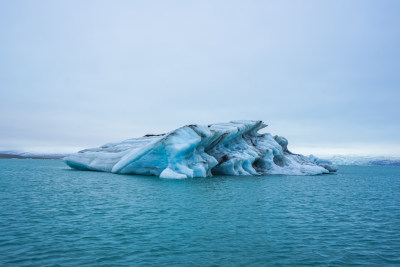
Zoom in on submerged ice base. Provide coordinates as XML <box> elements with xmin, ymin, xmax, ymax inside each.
<box><xmin>65</xmin><ymin>120</ymin><xmax>337</xmax><ymax>178</ymax></box>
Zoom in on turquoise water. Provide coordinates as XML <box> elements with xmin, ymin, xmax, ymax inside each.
<box><xmin>1</xmin><ymin>160</ymin><xmax>399</xmax><ymax>266</ymax></box>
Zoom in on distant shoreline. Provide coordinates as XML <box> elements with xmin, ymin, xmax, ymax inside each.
<box><xmin>0</xmin><ymin>153</ymin><xmax>65</xmax><ymax>159</ymax></box>
<box><xmin>1</xmin><ymin>153</ymin><xmax>399</xmax><ymax>167</ymax></box>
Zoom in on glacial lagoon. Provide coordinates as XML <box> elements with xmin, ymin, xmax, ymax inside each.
<box><xmin>1</xmin><ymin>159</ymin><xmax>399</xmax><ymax>266</ymax></box>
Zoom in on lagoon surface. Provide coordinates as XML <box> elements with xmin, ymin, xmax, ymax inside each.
<box><xmin>1</xmin><ymin>159</ymin><xmax>399</xmax><ymax>266</ymax></box>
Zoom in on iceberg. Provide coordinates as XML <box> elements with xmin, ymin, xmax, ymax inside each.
<box><xmin>64</xmin><ymin>120</ymin><xmax>337</xmax><ymax>178</ymax></box>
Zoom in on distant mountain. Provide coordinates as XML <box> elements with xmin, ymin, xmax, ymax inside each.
<box><xmin>0</xmin><ymin>151</ymin><xmax>66</xmax><ymax>159</ymax></box>
<box><xmin>326</xmin><ymin>155</ymin><xmax>400</xmax><ymax>166</ymax></box>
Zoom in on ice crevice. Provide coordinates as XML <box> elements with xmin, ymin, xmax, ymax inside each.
<box><xmin>64</xmin><ymin>120</ymin><xmax>337</xmax><ymax>178</ymax></box>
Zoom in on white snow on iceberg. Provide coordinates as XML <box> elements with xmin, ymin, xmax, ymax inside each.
<box><xmin>64</xmin><ymin>120</ymin><xmax>337</xmax><ymax>178</ymax></box>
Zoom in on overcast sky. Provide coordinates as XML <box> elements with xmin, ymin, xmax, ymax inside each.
<box><xmin>0</xmin><ymin>0</ymin><xmax>399</xmax><ymax>156</ymax></box>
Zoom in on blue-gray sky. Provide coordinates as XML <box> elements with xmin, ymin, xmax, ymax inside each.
<box><xmin>0</xmin><ymin>0</ymin><xmax>399</xmax><ymax>156</ymax></box>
